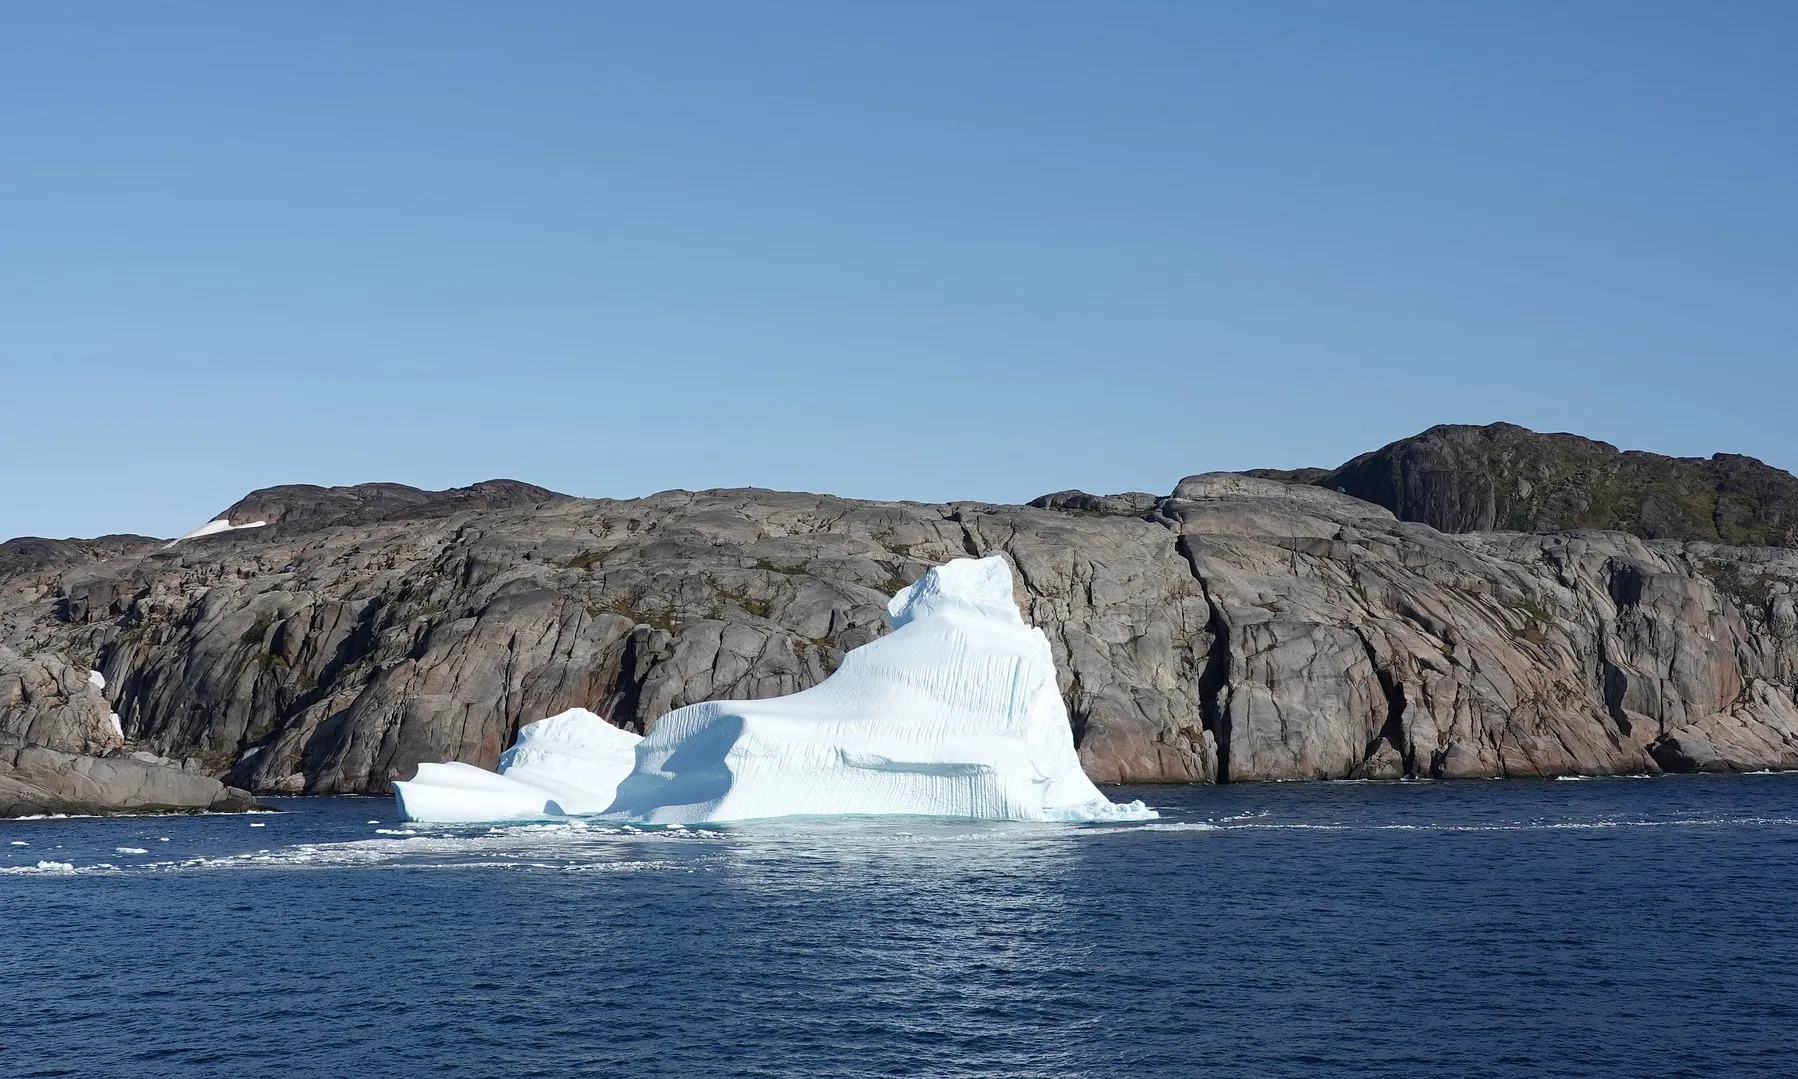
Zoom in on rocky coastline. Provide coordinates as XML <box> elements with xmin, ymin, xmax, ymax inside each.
<box><xmin>4</xmin><ymin>424</ymin><xmax>1796</xmax><ymax>816</ymax></box>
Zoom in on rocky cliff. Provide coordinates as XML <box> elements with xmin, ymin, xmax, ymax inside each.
<box><xmin>4</xmin><ymin>452</ymin><xmax>1798</xmax><ymax>812</ymax></box>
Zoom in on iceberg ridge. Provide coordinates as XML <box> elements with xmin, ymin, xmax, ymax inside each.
<box><xmin>606</xmin><ymin>556</ymin><xmax>1155</xmax><ymax>824</ymax></box>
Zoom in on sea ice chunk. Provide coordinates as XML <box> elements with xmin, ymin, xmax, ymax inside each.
<box><xmin>394</xmin><ymin>707</ymin><xmax>643</xmax><ymax>823</ymax></box>
<box><xmin>606</xmin><ymin>556</ymin><xmax>1156</xmax><ymax>824</ymax></box>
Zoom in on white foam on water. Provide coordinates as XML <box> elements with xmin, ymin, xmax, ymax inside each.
<box><xmin>2</xmin><ymin>860</ymin><xmax>77</xmax><ymax>875</ymax></box>
<box><xmin>0</xmin><ymin>808</ymin><xmax>1181</xmax><ymax>878</ymax></box>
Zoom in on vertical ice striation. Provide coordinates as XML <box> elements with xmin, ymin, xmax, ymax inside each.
<box><xmin>604</xmin><ymin>556</ymin><xmax>1155</xmax><ymax>824</ymax></box>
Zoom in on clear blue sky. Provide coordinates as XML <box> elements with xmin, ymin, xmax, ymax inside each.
<box><xmin>3</xmin><ymin>2</ymin><xmax>1793</xmax><ymax>541</ymax></box>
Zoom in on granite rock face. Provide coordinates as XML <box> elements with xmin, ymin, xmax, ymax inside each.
<box><xmin>0</xmin><ymin>645</ymin><xmax>259</xmax><ymax>815</ymax></box>
<box><xmin>2</xmin><ymin>463</ymin><xmax>1797</xmax><ymax>811</ymax></box>
<box><xmin>0</xmin><ymin>644</ymin><xmax>123</xmax><ymax>756</ymax></box>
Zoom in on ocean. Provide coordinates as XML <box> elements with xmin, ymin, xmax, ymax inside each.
<box><xmin>4</xmin><ymin>775</ymin><xmax>1795</xmax><ymax>1078</ymax></box>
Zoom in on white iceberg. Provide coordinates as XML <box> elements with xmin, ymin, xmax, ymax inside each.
<box><xmin>393</xmin><ymin>557</ymin><xmax>1154</xmax><ymax>826</ymax></box>
<box><xmin>607</xmin><ymin>556</ymin><xmax>1155</xmax><ymax>824</ymax></box>
<box><xmin>393</xmin><ymin>707</ymin><xmax>643</xmax><ymax>823</ymax></box>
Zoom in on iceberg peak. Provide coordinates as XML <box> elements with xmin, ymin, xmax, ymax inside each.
<box><xmin>886</xmin><ymin>555</ymin><xmax>1024</xmax><ymax>630</ymax></box>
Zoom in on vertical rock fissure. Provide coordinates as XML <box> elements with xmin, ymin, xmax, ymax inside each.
<box><xmin>1197</xmin><ymin>602</ymin><xmax>1232</xmax><ymax>783</ymax></box>
<box><xmin>1066</xmin><ymin>672</ymin><xmax>1090</xmax><ymax>749</ymax></box>
<box><xmin>1174</xmin><ymin>535</ymin><xmax>1233</xmax><ymax>784</ymax></box>
<box><xmin>1355</xmin><ymin>627</ymin><xmax>1411</xmax><ymax>775</ymax></box>
<box><xmin>606</xmin><ymin>628</ymin><xmax>655</xmax><ymax>733</ymax></box>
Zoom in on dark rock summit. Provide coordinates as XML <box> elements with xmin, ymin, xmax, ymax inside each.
<box><xmin>3</xmin><ymin>432</ymin><xmax>1797</xmax><ymax>816</ymax></box>
<box><xmin>1297</xmin><ymin>422</ymin><xmax>1798</xmax><ymax>546</ymax></box>
<box><xmin>216</xmin><ymin>479</ymin><xmax>566</xmax><ymax>537</ymax></box>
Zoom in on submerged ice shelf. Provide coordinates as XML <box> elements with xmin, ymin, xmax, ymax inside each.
<box><xmin>396</xmin><ymin>556</ymin><xmax>1154</xmax><ymax>825</ymax></box>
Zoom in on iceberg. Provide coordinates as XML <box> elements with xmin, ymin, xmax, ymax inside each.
<box><xmin>607</xmin><ymin>556</ymin><xmax>1155</xmax><ymax>824</ymax></box>
<box><xmin>393</xmin><ymin>557</ymin><xmax>1154</xmax><ymax>825</ymax></box>
<box><xmin>393</xmin><ymin>707</ymin><xmax>642</xmax><ymax>823</ymax></box>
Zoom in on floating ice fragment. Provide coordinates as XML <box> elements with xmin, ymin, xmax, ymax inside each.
<box><xmin>394</xmin><ymin>707</ymin><xmax>642</xmax><ymax>823</ymax></box>
<box><xmin>8</xmin><ymin>841</ymin><xmax>25</xmax><ymax>846</ymax></box>
<box><xmin>249</xmin><ymin>822</ymin><xmax>265</xmax><ymax>828</ymax></box>
<box><xmin>115</xmin><ymin>847</ymin><xmax>149</xmax><ymax>854</ymax></box>
<box><xmin>15</xmin><ymin>861</ymin><xmax>75</xmax><ymax>874</ymax></box>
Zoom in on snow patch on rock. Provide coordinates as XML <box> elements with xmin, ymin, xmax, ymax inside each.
<box><xmin>163</xmin><ymin>518</ymin><xmax>268</xmax><ymax>548</ymax></box>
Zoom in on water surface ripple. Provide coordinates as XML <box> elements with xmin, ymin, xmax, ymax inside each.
<box><xmin>4</xmin><ymin>775</ymin><xmax>1796</xmax><ymax>1078</ymax></box>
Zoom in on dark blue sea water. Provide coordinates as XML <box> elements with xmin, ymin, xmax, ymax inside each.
<box><xmin>4</xmin><ymin>776</ymin><xmax>1796</xmax><ymax>1078</ymax></box>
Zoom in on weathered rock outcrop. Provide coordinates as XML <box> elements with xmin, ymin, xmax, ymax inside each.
<box><xmin>2</xmin><ymin>455</ymin><xmax>1797</xmax><ymax>811</ymax></box>
<box><xmin>0</xmin><ymin>645</ymin><xmax>259</xmax><ymax>814</ymax></box>
<box><xmin>1285</xmin><ymin>422</ymin><xmax>1798</xmax><ymax>545</ymax></box>
<box><xmin>0</xmin><ymin>743</ymin><xmax>257</xmax><ymax>816</ymax></box>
